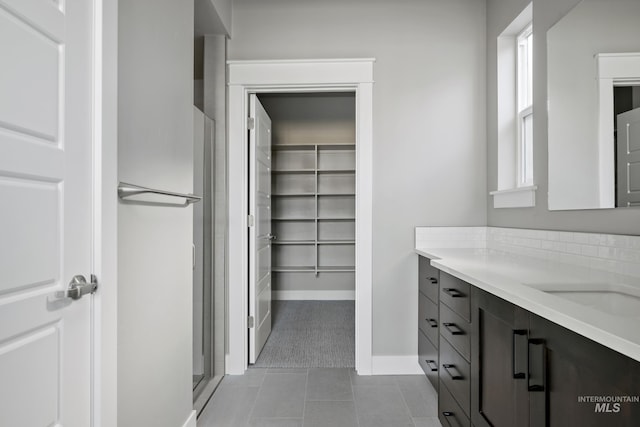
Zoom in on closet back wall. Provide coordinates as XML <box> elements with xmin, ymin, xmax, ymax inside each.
<box><xmin>230</xmin><ymin>0</ymin><xmax>487</xmax><ymax>358</ymax></box>
<box><xmin>260</xmin><ymin>93</ymin><xmax>356</xmax><ymax>299</ymax></box>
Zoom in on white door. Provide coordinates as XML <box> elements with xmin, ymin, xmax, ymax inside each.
<box><xmin>248</xmin><ymin>95</ymin><xmax>273</xmax><ymax>363</ymax></box>
<box><xmin>617</xmin><ymin>107</ymin><xmax>640</xmax><ymax>207</ymax></box>
<box><xmin>0</xmin><ymin>1</ymin><xmax>94</xmax><ymax>426</ymax></box>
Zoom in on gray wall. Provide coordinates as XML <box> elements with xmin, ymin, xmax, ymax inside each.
<box><xmin>230</xmin><ymin>0</ymin><xmax>487</xmax><ymax>356</ymax></box>
<box><xmin>117</xmin><ymin>0</ymin><xmax>194</xmax><ymax>426</ymax></box>
<box><xmin>259</xmin><ymin>93</ymin><xmax>356</xmax><ymax>146</ymax></box>
<box><xmin>487</xmin><ymin>0</ymin><xmax>640</xmax><ymax>233</ymax></box>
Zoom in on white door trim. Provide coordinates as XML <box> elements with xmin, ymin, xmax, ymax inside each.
<box><xmin>596</xmin><ymin>52</ymin><xmax>640</xmax><ymax>208</ymax></box>
<box><xmin>227</xmin><ymin>58</ymin><xmax>375</xmax><ymax>375</ymax></box>
<box><xmin>92</xmin><ymin>0</ymin><xmax>118</xmax><ymax>425</ymax></box>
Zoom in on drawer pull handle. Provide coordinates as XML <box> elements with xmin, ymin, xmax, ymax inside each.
<box><xmin>425</xmin><ymin>359</ymin><xmax>438</xmax><ymax>372</ymax></box>
<box><xmin>441</xmin><ymin>411</ymin><xmax>460</xmax><ymax>427</ymax></box>
<box><xmin>426</xmin><ymin>318</ymin><xmax>438</xmax><ymax>328</ymax></box>
<box><xmin>443</xmin><ymin>322</ymin><xmax>464</xmax><ymax>335</ymax></box>
<box><xmin>443</xmin><ymin>363</ymin><xmax>463</xmax><ymax>380</ymax></box>
<box><xmin>528</xmin><ymin>338</ymin><xmax>546</xmax><ymax>392</ymax></box>
<box><xmin>512</xmin><ymin>329</ymin><xmax>527</xmax><ymax>379</ymax></box>
<box><xmin>443</xmin><ymin>288</ymin><xmax>464</xmax><ymax>298</ymax></box>
<box><xmin>428</xmin><ymin>277</ymin><xmax>438</xmax><ymax>284</ymax></box>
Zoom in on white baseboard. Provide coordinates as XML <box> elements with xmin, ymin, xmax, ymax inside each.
<box><xmin>273</xmin><ymin>290</ymin><xmax>355</xmax><ymax>300</ymax></box>
<box><xmin>182</xmin><ymin>410</ymin><xmax>197</xmax><ymax>427</ymax></box>
<box><xmin>371</xmin><ymin>355</ymin><xmax>423</xmax><ymax>375</ymax></box>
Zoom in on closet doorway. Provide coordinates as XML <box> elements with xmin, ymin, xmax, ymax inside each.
<box><xmin>248</xmin><ymin>92</ymin><xmax>357</xmax><ymax>368</ymax></box>
<box><xmin>227</xmin><ymin>58</ymin><xmax>374</xmax><ymax>376</ymax></box>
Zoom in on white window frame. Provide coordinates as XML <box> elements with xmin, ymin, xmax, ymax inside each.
<box><xmin>516</xmin><ymin>24</ymin><xmax>533</xmax><ymax>187</ymax></box>
<box><xmin>491</xmin><ymin>3</ymin><xmax>536</xmax><ymax>208</ymax></box>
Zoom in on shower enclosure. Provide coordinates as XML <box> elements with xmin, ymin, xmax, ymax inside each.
<box><xmin>193</xmin><ymin>107</ymin><xmax>225</xmax><ymax>413</ymax></box>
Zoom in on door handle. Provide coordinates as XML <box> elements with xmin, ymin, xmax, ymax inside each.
<box><xmin>56</xmin><ymin>274</ymin><xmax>98</xmax><ymax>300</ymax></box>
<box><xmin>266</xmin><ymin>233</ymin><xmax>277</xmax><ymax>240</ymax></box>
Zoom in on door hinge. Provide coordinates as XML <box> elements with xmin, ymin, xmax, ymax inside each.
<box><xmin>247</xmin><ymin>214</ymin><xmax>254</xmax><ymax>227</ymax></box>
<box><xmin>247</xmin><ymin>117</ymin><xmax>255</xmax><ymax>130</ymax></box>
<box><xmin>247</xmin><ymin>316</ymin><xmax>255</xmax><ymax>328</ymax></box>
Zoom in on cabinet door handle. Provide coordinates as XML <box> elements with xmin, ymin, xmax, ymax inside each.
<box><xmin>512</xmin><ymin>329</ymin><xmax>527</xmax><ymax>379</ymax></box>
<box><xmin>441</xmin><ymin>411</ymin><xmax>462</xmax><ymax>427</ymax></box>
<box><xmin>426</xmin><ymin>318</ymin><xmax>438</xmax><ymax>328</ymax></box>
<box><xmin>443</xmin><ymin>288</ymin><xmax>465</xmax><ymax>298</ymax></box>
<box><xmin>443</xmin><ymin>322</ymin><xmax>464</xmax><ymax>335</ymax></box>
<box><xmin>528</xmin><ymin>338</ymin><xmax>546</xmax><ymax>392</ymax></box>
<box><xmin>427</xmin><ymin>276</ymin><xmax>438</xmax><ymax>284</ymax></box>
<box><xmin>425</xmin><ymin>359</ymin><xmax>438</xmax><ymax>372</ymax></box>
<box><xmin>442</xmin><ymin>363</ymin><xmax>463</xmax><ymax>380</ymax></box>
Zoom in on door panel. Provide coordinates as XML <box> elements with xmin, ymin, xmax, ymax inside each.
<box><xmin>249</xmin><ymin>95</ymin><xmax>273</xmax><ymax>363</ymax></box>
<box><xmin>0</xmin><ymin>0</ymin><xmax>93</xmax><ymax>425</ymax></box>
<box><xmin>617</xmin><ymin>107</ymin><xmax>640</xmax><ymax>207</ymax></box>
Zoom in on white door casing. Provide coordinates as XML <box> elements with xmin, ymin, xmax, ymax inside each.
<box><xmin>0</xmin><ymin>0</ymin><xmax>94</xmax><ymax>426</ymax></box>
<box><xmin>617</xmin><ymin>107</ymin><xmax>640</xmax><ymax>207</ymax></box>
<box><xmin>248</xmin><ymin>94</ymin><xmax>273</xmax><ymax>363</ymax></box>
<box><xmin>227</xmin><ymin>59</ymin><xmax>374</xmax><ymax>375</ymax></box>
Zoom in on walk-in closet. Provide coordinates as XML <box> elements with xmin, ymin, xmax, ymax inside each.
<box><xmin>253</xmin><ymin>92</ymin><xmax>357</xmax><ymax>368</ymax></box>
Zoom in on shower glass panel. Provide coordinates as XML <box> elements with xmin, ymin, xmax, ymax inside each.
<box><xmin>193</xmin><ymin>109</ymin><xmax>215</xmax><ymax>397</ymax></box>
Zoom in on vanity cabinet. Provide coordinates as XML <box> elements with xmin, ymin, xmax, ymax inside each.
<box><xmin>471</xmin><ymin>287</ymin><xmax>640</xmax><ymax>427</ymax></box>
<box><xmin>471</xmin><ymin>287</ymin><xmax>529</xmax><ymax>427</ymax></box>
<box><xmin>417</xmin><ymin>257</ymin><xmax>640</xmax><ymax>426</ymax></box>
<box><xmin>438</xmin><ymin>271</ymin><xmax>473</xmax><ymax>426</ymax></box>
<box><xmin>528</xmin><ymin>314</ymin><xmax>640</xmax><ymax>426</ymax></box>
<box><xmin>418</xmin><ymin>256</ymin><xmax>440</xmax><ymax>390</ymax></box>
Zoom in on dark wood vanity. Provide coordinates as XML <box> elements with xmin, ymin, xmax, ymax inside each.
<box><xmin>417</xmin><ymin>255</ymin><xmax>640</xmax><ymax>427</ymax></box>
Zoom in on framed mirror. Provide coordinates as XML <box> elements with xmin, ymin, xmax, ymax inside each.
<box><xmin>547</xmin><ymin>0</ymin><xmax>640</xmax><ymax>210</ymax></box>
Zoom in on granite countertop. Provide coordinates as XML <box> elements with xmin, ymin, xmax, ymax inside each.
<box><xmin>414</xmin><ymin>247</ymin><xmax>640</xmax><ymax>362</ymax></box>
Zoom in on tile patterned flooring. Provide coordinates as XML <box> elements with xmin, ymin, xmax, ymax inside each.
<box><xmin>197</xmin><ymin>368</ymin><xmax>443</xmax><ymax>427</ymax></box>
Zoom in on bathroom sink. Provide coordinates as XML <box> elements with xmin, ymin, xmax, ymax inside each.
<box><xmin>524</xmin><ymin>282</ymin><xmax>640</xmax><ymax>318</ymax></box>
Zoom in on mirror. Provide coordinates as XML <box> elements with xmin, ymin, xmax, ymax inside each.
<box><xmin>547</xmin><ymin>0</ymin><xmax>640</xmax><ymax>210</ymax></box>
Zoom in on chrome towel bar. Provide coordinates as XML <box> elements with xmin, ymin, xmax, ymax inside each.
<box><xmin>118</xmin><ymin>182</ymin><xmax>202</xmax><ymax>206</ymax></box>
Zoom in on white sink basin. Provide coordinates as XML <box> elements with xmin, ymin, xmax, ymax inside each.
<box><xmin>524</xmin><ymin>282</ymin><xmax>640</xmax><ymax>318</ymax></box>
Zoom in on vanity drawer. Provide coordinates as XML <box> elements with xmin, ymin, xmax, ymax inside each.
<box><xmin>418</xmin><ymin>328</ymin><xmax>439</xmax><ymax>391</ymax></box>
<box><xmin>440</xmin><ymin>272</ymin><xmax>470</xmax><ymax>321</ymax></box>
<box><xmin>419</xmin><ymin>292</ymin><xmax>439</xmax><ymax>343</ymax></box>
<box><xmin>439</xmin><ymin>379</ymin><xmax>471</xmax><ymax>427</ymax></box>
<box><xmin>440</xmin><ymin>303</ymin><xmax>470</xmax><ymax>362</ymax></box>
<box><xmin>419</xmin><ymin>256</ymin><xmax>440</xmax><ymax>303</ymax></box>
<box><xmin>440</xmin><ymin>337</ymin><xmax>471</xmax><ymax>418</ymax></box>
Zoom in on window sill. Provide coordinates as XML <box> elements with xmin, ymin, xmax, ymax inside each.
<box><xmin>490</xmin><ymin>185</ymin><xmax>537</xmax><ymax>208</ymax></box>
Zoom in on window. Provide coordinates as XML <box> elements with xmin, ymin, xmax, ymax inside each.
<box><xmin>491</xmin><ymin>3</ymin><xmax>536</xmax><ymax>208</ymax></box>
<box><xmin>517</xmin><ymin>25</ymin><xmax>533</xmax><ymax>186</ymax></box>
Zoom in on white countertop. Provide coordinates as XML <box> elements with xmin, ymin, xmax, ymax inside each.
<box><xmin>414</xmin><ymin>247</ymin><xmax>640</xmax><ymax>362</ymax></box>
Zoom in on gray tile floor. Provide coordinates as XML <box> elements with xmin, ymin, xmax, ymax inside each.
<box><xmin>197</xmin><ymin>368</ymin><xmax>443</xmax><ymax>427</ymax></box>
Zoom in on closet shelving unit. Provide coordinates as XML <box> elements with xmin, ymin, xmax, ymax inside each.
<box><xmin>271</xmin><ymin>143</ymin><xmax>356</xmax><ymax>276</ymax></box>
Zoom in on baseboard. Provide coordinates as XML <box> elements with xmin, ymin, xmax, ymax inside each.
<box><xmin>273</xmin><ymin>290</ymin><xmax>355</xmax><ymax>300</ymax></box>
<box><xmin>182</xmin><ymin>410</ymin><xmax>197</xmax><ymax>427</ymax></box>
<box><xmin>371</xmin><ymin>355</ymin><xmax>423</xmax><ymax>375</ymax></box>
